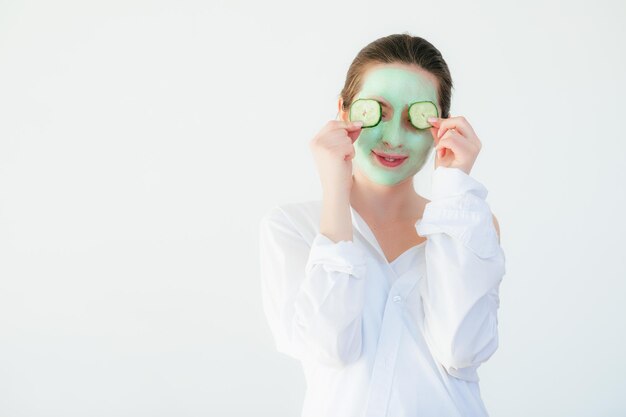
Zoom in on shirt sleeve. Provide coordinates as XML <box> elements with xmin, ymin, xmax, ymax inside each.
<box><xmin>415</xmin><ymin>166</ymin><xmax>506</xmax><ymax>382</ymax></box>
<box><xmin>258</xmin><ymin>206</ymin><xmax>368</xmax><ymax>368</ymax></box>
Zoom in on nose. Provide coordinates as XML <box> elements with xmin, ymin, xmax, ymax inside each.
<box><xmin>381</xmin><ymin>112</ymin><xmax>407</xmax><ymax>148</ymax></box>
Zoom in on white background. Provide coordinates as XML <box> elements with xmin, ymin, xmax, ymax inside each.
<box><xmin>1</xmin><ymin>0</ymin><xmax>625</xmax><ymax>416</ymax></box>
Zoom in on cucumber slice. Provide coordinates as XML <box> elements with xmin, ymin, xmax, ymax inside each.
<box><xmin>408</xmin><ymin>101</ymin><xmax>438</xmax><ymax>129</ymax></box>
<box><xmin>349</xmin><ymin>98</ymin><xmax>381</xmax><ymax>128</ymax></box>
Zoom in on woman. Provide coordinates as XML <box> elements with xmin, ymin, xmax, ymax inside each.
<box><xmin>258</xmin><ymin>33</ymin><xmax>506</xmax><ymax>417</ymax></box>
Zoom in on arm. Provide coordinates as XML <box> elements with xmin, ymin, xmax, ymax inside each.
<box><xmin>415</xmin><ymin>166</ymin><xmax>506</xmax><ymax>382</ymax></box>
<box><xmin>258</xmin><ymin>206</ymin><xmax>368</xmax><ymax>368</ymax></box>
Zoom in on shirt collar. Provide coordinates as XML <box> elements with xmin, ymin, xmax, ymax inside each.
<box><xmin>349</xmin><ymin>205</ymin><xmax>388</xmax><ymax>264</ymax></box>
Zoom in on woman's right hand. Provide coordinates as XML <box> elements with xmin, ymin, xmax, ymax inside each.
<box><xmin>308</xmin><ymin>120</ymin><xmax>363</xmax><ymax>197</ymax></box>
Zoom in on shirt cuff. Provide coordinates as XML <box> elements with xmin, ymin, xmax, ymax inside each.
<box><xmin>305</xmin><ymin>233</ymin><xmax>368</xmax><ymax>278</ymax></box>
<box><xmin>417</xmin><ymin>167</ymin><xmax>499</xmax><ymax>259</ymax></box>
<box><xmin>431</xmin><ymin>166</ymin><xmax>488</xmax><ymax>201</ymax></box>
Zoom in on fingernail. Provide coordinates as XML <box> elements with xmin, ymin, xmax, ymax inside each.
<box><xmin>352</xmin><ymin>121</ymin><xmax>363</xmax><ymax>127</ymax></box>
<box><xmin>427</xmin><ymin>117</ymin><xmax>437</xmax><ymax>123</ymax></box>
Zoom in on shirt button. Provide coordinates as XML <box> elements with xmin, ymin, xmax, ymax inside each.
<box><xmin>393</xmin><ymin>295</ymin><xmax>402</xmax><ymax>303</ymax></box>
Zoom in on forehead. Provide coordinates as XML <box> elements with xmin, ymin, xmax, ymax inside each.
<box><xmin>356</xmin><ymin>64</ymin><xmax>438</xmax><ymax>107</ymax></box>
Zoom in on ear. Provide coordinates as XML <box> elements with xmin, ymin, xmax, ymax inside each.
<box><xmin>337</xmin><ymin>98</ymin><xmax>349</xmax><ymax>122</ymax></box>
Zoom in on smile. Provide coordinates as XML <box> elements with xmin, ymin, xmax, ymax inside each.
<box><xmin>372</xmin><ymin>150</ymin><xmax>408</xmax><ymax>168</ymax></box>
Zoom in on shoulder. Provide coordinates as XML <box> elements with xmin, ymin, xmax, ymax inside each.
<box><xmin>260</xmin><ymin>200</ymin><xmax>322</xmax><ymax>245</ymax></box>
<box><xmin>261</xmin><ymin>199</ymin><xmax>322</xmax><ymax>225</ymax></box>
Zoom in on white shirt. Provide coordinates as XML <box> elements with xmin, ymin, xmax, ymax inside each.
<box><xmin>258</xmin><ymin>166</ymin><xmax>506</xmax><ymax>417</ymax></box>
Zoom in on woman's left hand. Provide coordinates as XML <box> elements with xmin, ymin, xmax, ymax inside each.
<box><xmin>427</xmin><ymin>116</ymin><xmax>482</xmax><ymax>176</ymax></box>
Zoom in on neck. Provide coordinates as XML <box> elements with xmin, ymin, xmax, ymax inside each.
<box><xmin>349</xmin><ymin>169</ymin><xmax>420</xmax><ymax>223</ymax></box>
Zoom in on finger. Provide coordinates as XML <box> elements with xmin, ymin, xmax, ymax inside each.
<box><xmin>431</xmin><ymin>127</ymin><xmax>460</xmax><ymax>146</ymax></box>
<box><xmin>427</xmin><ymin>117</ymin><xmax>464</xmax><ymax>140</ymax></box>
<box><xmin>345</xmin><ymin>121</ymin><xmax>363</xmax><ymax>131</ymax></box>
<box><xmin>434</xmin><ymin>116</ymin><xmax>475</xmax><ymax>140</ymax></box>
<box><xmin>346</xmin><ymin>128</ymin><xmax>361</xmax><ymax>143</ymax></box>
<box><xmin>346</xmin><ymin>121</ymin><xmax>363</xmax><ymax>143</ymax></box>
<box><xmin>333</xmin><ymin>119</ymin><xmax>363</xmax><ymax>130</ymax></box>
<box><xmin>334</xmin><ymin>122</ymin><xmax>363</xmax><ymax>138</ymax></box>
<box><xmin>427</xmin><ymin>117</ymin><xmax>443</xmax><ymax>140</ymax></box>
<box><xmin>322</xmin><ymin>120</ymin><xmax>362</xmax><ymax>136</ymax></box>
<box><xmin>427</xmin><ymin>117</ymin><xmax>442</xmax><ymax>127</ymax></box>
<box><xmin>434</xmin><ymin>130</ymin><xmax>472</xmax><ymax>156</ymax></box>
<box><xmin>437</xmin><ymin>123</ymin><xmax>462</xmax><ymax>140</ymax></box>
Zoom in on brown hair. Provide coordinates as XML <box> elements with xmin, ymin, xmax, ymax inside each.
<box><xmin>339</xmin><ymin>33</ymin><xmax>453</xmax><ymax>119</ymax></box>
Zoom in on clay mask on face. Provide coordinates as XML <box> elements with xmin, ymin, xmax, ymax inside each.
<box><xmin>350</xmin><ymin>65</ymin><xmax>440</xmax><ymax>186</ymax></box>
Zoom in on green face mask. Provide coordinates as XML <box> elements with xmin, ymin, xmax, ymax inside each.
<box><xmin>350</xmin><ymin>66</ymin><xmax>440</xmax><ymax>186</ymax></box>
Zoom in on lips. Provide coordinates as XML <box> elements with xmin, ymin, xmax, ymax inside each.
<box><xmin>372</xmin><ymin>150</ymin><xmax>408</xmax><ymax>168</ymax></box>
<box><xmin>372</xmin><ymin>150</ymin><xmax>408</xmax><ymax>160</ymax></box>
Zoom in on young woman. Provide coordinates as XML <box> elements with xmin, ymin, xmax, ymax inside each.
<box><xmin>259</xmin><ymin>33</ymin><xmax>506</xmax><ymax>417</ymax></box>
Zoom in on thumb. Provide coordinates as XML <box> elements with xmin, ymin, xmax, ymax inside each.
<box><xmin>345</xmin><ymin>121</ymin><xmax>363</xmax><ymax>143</ymax></box>
<box><xmin>347</xmin><ymin>127</ymin><xmax>361</xmax><ymax>143</ymax></box>
<box><xmin>346</xmin><ymin>120</ymin><xmax>363</xmax><ymax>130</ymax></box>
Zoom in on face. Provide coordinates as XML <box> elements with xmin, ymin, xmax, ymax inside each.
<box><xmin>346</xmin><ymin>64</ymin><xmax>440</xmax><ymax>186</ymax></box>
